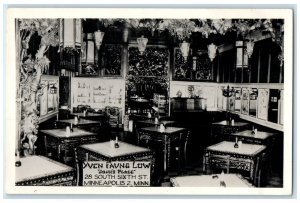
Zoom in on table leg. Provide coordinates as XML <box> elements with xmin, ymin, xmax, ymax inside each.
<box><xmin>57</xmin><ymin>144</ymin><xmax>61</xmax><ymax>160</ymax></box>
<box><xmin>167</xmin><ymin>138</ymin><xmax>171</xmax><ymax>170</ymax></box>
<box><xmin>178</xmin><ymin>133</ymin><xmax>182</xmax><ymax>169</ymax></box>
<box><xmin>250</xmin><ymin>159</ymin><xmax>254</xmax><ymax>180</ymax></box>
<box><xmin>44</xmin><ymin>135</ymin><xmax>48</xmax><ymax>156</ymax></box>
<box><xmin>203</xmin><ymin>153</ymin><xmax>207</xmax><ymax>173</ymax></box>
<box><xmin>164</xmin><ymin>135</ymin><xmax>167</xmax><ymax>173</ymax></box>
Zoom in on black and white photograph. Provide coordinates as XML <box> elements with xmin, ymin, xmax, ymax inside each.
<box><xmin>4</xmin><ymin>8</ymin><xmax>293</xmax><ymax>196</ymax></box>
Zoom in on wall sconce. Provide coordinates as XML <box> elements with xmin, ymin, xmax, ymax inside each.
<box><xmin>94</xmin><ymin>30</ymin><xmax>105</xmax><ymax>50</ymax></box>
<box><xmin>207</xmin><ymin>43</ymin><xmax>217</xmax><ymax>61</ymax></box>
<box><xmin>179</xmin><ymin>41</ymin><xmax>190</xmax><ymax>61</ymax></box>
<box><xmin>222</xmin><ymin>85</ymin><xmax>235</xmax><ymax>97</ymax></box>
<box><xmin>137</xmin><ymin>35</ymin><xmax>148</xmax><ymax>55</ymax></box>
<box><xmin>246</xmin><ymin>39</ymin><xmax>255</xmax><ymax>58</ymax></box>
<box><xmin>59</xmin><ymin>19</ymin><xmax>82</xmax><ymax>49</ymax></box>
<box><xmin>50</xmin><ymin>84</ymin><xmax>57</xmax><ymax>94</ymax></box>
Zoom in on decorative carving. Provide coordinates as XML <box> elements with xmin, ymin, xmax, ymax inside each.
<box><xmin>173</xmin><ymin>48</ymin><xmax>192</xmax><ymax>80</ymax></box>
<box><xmin>128</xmin><ymin>47</ymin><xmax>169</xmax><ymax>76</ymax></box>
<box><xmin>18</xmin><ymin>19</ymin><xmax>59</xmax><ymax>155</ymax></box>
<box><xmin>102</xmin><ymin>44</ymin><xmax>122</xmax><ymax>76</ymax></box>
<box><xmin>174</xmin><ymin>49</ymin><xmax>212</xmax><ymax>81</ymax></box>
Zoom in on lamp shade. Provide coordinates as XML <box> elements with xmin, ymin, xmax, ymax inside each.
<box><xmin>207</xmin><ymin>43</ymin><xmax>217</xmax><ymax>61</ymax></box>
<box><xmin>94</xmin><ymin>30</ymin><xmax>105</xmax><ymax>50</ymax></box>
<box><xmin>246</xmin><ymin>40</ymin><xmax>255</xmax><ymax>58</ymax></box>
<box><xmin>179</xmin><ymin>41</ymin><xmax>190</xmax><ymax>61</ymax></box>
<box><xmin>137</xmin><ymin>36</ymin><xmax>148</xmax><ymax>55</ymax></box>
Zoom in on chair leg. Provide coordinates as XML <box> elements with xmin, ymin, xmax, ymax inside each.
<box><xmin>183</xmin><ymin>131</ymin><xmax>190</xmax><ymax>167</ymax></box>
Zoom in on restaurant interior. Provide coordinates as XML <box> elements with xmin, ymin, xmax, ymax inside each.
<box><xmin>15</xmin><ymin>18</ymin><xmax>284</xmax><ymax>187</ymax></box>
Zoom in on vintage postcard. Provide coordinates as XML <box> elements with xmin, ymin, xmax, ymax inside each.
<box><xmin>5</xmin><ymin>7</ymin><xmax>293</xmax><ymax>195</ymax></box>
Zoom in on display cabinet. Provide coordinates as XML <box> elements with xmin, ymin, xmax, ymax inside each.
<box><xmin>71</xmin><ymin>77</ymin><xmax>125</xmax><ymax>123</ymax></box>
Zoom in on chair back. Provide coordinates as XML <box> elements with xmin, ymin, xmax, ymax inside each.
<box><xmin>253</xmin><ymin>152</ymin><xmax>267</xmax><ymax>187</ymax></box>
<box><xmin>104</xmin><ymin>106</ymin><xmax>121</xmax><ymax>128</ymax></box>
<box><xmin>208</xmin><ymin>154</ymin><xmax>230</xmax><ymax>174</ymax></box>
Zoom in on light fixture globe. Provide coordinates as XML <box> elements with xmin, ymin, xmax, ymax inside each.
<box><xmin>246</xmin><ymin>39</ymin><xmax>255</xmax><ymax>58</ymax></box>
<box><xmin>179</xmin><ymin>41</ymin><xmax>190</xmax><ymax>61</ymax></box>
<box><xmin>207</xmin><ymin>43</ymin><xmax>218</xmax><ymax>61</ymax></box>
<box><xmin>94</xmin><ymin>30</ymin><xmax>105</xmax><ymax>50</ymax></box>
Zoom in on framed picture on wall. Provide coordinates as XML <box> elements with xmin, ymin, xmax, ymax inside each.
<box><xmin>241</xmin><ymin>88</ymin><xmax>249</xmax><ymax>115</ymax></box>
<box><xmin>257</xmin><ymin>89</ymin><xmax>270</xmax><ymax>120</ymax></box>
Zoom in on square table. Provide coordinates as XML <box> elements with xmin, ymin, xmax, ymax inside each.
<box><xmin>203</xmin><ymin>141</ymin><xmax>266</xmax><ymax>183</ymax></box>
<box><xmin>170</xmin><ymin>174</ymin><xmax>253</xmax><ymax>187</ymax></box>
<box><xmin>15</xmin><ymin>155</ymin><xmax>75</xmax><ymax>186</ymax></box>
<box><xmin>70</xmin><ymin>112</ymin><xmax>105</xmax><ymax>121</ymax></box>
<box><xmin>55</xmin><ymin>118</ymin><xmax>102</xmax><ymax>129</ymax></box>
<box><xmin>138</xmin><ymin>126</ymin><xmax>188</xmax><ymax>173</ymax></box>
<box><xmin>75</xmin><ymin>141</ymin><xmax>154</xmax><ymax>186</ymax></box>
<box><xmin>232</xmin><ymin>130</ymin><xmax>277</xmax><ymax>145</ymax></box>
<box><xmin>40</xmin><ymin>128</ymin><xmax>98</xmax><ymax>164</ymax></box>
<box><xmin>135</xmin><ymin>119</ymin><xmax>176</xmax><ymax>127</ymax></box>
<box><xmin>211</xmin><ymin>120</ymin><xmax>250</xmax><ymax>143</ymax></box>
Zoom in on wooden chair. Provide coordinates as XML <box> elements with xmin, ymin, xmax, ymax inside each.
<box><xmin>206</xmin><ymin>154</ymin><xmax>230</xmax><ymax>174</ymax></box>
<box><xmin>174</xmin><ymin>130</ymin><xmax>190</xmax><ymax>169</ymax></box>
<box><xmin>104</xmin><ymin>106</ymin><xmax>121</xmax><ymax>128</ymax></box>
<box><xmin>253</xmin><ymin>152</ymin><xmax>267</xmax><ymax>187</ymax></box>
<box><xmin>74</xmin><ymin>105</ymin><xmax>91</xmax><ymax>113</ymax></box>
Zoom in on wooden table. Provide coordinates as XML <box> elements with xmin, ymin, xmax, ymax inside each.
<box><xmin>75</xmin><ymin>141</ymin><xmax>154</xmax><ymax>186</ymax></box>
<box><xmin>232</xmin><ymin>130</ymin><xmax>277</xmax><ymax>145</ymax></box>
<box><xmin>70</xmin><ymin>112</ymin><xmax>105</xmax><ymax>121</ymax></box>
<box><xmin>135</xmin><ymin>119</ymin><xmax>176</xmax><ymax>127</ymax></box>
<box><xmin>15</xmin><ymin>155</ymin><xmax>75</xmax><ymax>186</ymax></box>
<box><xmin>138</xmin><ymin>126</ymin><xmax>188</xmax><ymax>173</ymax></box>
<box><xmin>40</xmin><ymin>128</ymin><xmax>98</xmax><ymax>164</ymax></box>
<box><xmin>55</xmin><ymin>118</ymin><xmax>102</xmax><ymax>129</ymax></box>
<box><xmin>170</xmin><ymin>174</ymin><xmax>253</xmax><ymax>187</ymax></box>
<box><xmin>211</xmin><ymin>120</ymin><xmax>250</xmax><ymax>143</ymax></box>
<box><xmin>203</xmin><ymin>141</ymin><xmax>266</xmax><ymax>184</ymax></box>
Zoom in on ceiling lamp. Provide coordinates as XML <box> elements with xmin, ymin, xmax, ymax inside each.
<box><xmin>246</xmin><ymin>39</ymin><xmax>255</xmax><ymax>58</ymax></box>
<box><xmin>207</xmin><ymin>43</ymin><xmax>218</xmax><ymax>61</ymax></box>
<box><xmin>59</xmin><ymin>19</ymin><xmax>82</xmax><ymax>49</ymax></box>
<box><xmin>179</xmin><ymin>41</ymin><xmax>190</xmax><ymax>61</ymax></box>
<box><xmin>94</xmin><ymin>30</ymin><xmax>105</xmax><ymax>50</ymax></box>
<box><xmin>137</xmin><ymin>35</ymin><xmax>148</xmax><ymax>55</ymax></box>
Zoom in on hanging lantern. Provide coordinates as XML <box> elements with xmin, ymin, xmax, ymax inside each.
<box><xmin>179</xmin><ymin>41</ymin><xmax>190</xmax><ymax>61</ymax></box>
<box><xmin>94</xmin><ymin>30</ymin><xmax>105</xmax><ymax>50</ymax></box>
<box><xmin>59</xmin><ymin>19</ymin><xmax>82</xmax><ymax>49</ymax></box>
<box><xmin>207</xmin><ymin>43</ymin><xmax>217</xmax><ymax>61</ymax></box>
<box><xmin>137</xmin><ymin>35</ymin><xmax>148</xmax><ymax>55</ymax></box>
<box><xmin>246</xmin><ymin>39</ymin><xmax>255</xmax><ymax>58</ymax></box>
<box><xmin>50</xmin><ymin>84</ymin><xmax>57</xmax><ymax>94</ymax></box>
<box><xmin>85</xmin><ymin>33</ymin><xmax>95</xmax><ymax>64</ymax></box>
